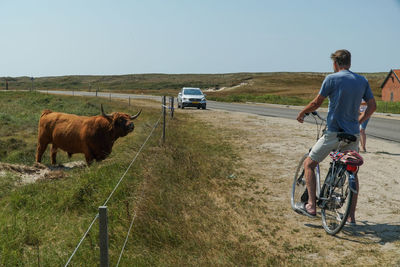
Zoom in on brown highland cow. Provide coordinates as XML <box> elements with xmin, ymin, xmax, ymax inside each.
<box><xmin>36</xmin><ymin>105</ymin><xmax>141</xmax><ymax>165</ymax></box>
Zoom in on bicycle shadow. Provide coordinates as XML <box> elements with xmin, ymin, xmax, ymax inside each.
<box><xmin>339</xmin><ymin>221</ymin><xmax>400</xmax><ymax>244</ymax></box>
<box><xmin>304</xmin><ymin>220</ymin><xmax>400</xmax><ymax>244</ymax></box>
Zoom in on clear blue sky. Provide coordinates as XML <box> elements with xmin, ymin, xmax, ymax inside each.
<box><xmin>1</xmin><ymin>0</ymin><xmax>400</xmax><ymax>77</ymax></box>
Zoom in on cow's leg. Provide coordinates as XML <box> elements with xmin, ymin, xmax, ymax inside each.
<box><xmin>84</xmin><ymin>153</ymin><xmax>94</xmax><ymax>166</ymax></box>
<box><xmin>50</xmin><ymin>145</ymin><xmax>58</xmax><ymax>165</ymax></box>
<box><xmin>36</xmin><ymin>141</ymin><xmax>49</xmax><ymax>163</ymax></box>
<box><xmin>83</xmin><ymin>147</ymin><xmax>94</xmax><ymax>166</ymax></box>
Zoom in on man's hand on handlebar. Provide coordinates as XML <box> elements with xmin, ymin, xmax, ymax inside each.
<box><xmin>297</xmin><ymin>112</ymin><xmax>306</xmax><ymax>123</ymax></box>
<box><xmin>297</xmin><ymin>111</ymin><xmax>321</xmax><ymax>123</ymax></box>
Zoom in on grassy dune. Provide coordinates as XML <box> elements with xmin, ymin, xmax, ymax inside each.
<box><xmin>4</xmin><ymin>72</ymin><xmax>399</xmax><ymax>113</ymax></box>
<box><xmin>1</xmin><ymin>72</ymin><xmax>386</xmax><ymax>98</ymax></box>
<box><xmin>1</xmin><ymin>73</ymin><xmax>250</xmax><ymax>96</ymax></box>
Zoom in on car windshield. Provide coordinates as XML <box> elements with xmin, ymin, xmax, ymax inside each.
<box><xmin>184</xmin><ymin>89</ymin><xmax>202</xmax><ymax>95</ymax></box>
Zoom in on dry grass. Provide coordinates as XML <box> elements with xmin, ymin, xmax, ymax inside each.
<box><xmin>206</xmin><ymin>72</ymin><xmax>386</xmax><ymax>99</ymax></box>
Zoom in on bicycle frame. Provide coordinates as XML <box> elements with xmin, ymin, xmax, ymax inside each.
<box><xmin>314</xmin><ymin>140</ymin><xmax>348</xmax><ymax>201</ymax></box>
<box><xmin>315</xmin><ymin>164</ymin><xmax>322</xmax><ymax>197</ymax></box>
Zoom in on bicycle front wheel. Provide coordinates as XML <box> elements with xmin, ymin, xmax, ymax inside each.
<box><xmin>320</xmin><ymin>171</ymin><xmax>353</xmax><ymax>235</ymax></box>
<box><xmin>291</xmin><ymin>153</ymin><xmax>309</xmax><ymax>211</ymax></box>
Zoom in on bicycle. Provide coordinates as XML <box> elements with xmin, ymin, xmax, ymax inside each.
<box><xmin>291</xmin><ymin>111</ymin><xmax>363</xmax><ymax>235</ymax></box>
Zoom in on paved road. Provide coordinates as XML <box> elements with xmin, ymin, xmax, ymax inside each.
<box><xmin>207</xmin><ymin>101</ymin><xmax>400</xmax><ymax>143</ymax></box>
<box><xmin>40</xmin><ymin>90</ymin><xmax>400</xmax><ymax>143</ymax></box>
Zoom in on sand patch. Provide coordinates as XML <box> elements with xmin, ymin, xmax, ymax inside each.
<box><xmin>0</xmin><ymin>161</ymin><xmax>86</xmax><ymax>185</ymax></box>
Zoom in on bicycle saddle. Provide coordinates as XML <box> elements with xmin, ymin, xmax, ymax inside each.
<box><xmin>337</xmin><ymin>133</ymin><xmax>357</xmax><ymax>143</ymax></box>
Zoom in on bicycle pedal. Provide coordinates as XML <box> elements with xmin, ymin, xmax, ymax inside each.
<box><xmin>317</xmin><ymin>201</ymin><xmax>325</xmax><ymax>209</ymax></box>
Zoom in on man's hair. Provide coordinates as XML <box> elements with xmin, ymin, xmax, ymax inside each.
<box><xmin>330</xmin><ymin>49</ymin><xmax>351</xmax><ymax>67</ymax></box>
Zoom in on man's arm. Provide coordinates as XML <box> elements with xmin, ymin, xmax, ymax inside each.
<box><xmin>359</xmin><ymin>98</ymin><xmax>377</xmax><ymax>124</ymax></box>
<box><xmin>297</xmin><ymin>94</ymin><xmax>326</xmax><ymax>123</ymax></box>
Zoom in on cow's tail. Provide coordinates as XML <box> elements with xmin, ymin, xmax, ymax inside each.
<box><xmin>41</xmin><ymin>109</ymin><xmax>53</xmax><ymax>117</ymax></box>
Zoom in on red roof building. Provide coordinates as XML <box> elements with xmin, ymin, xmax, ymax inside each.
<box><xmin>381</xmin><ymin>69</ymin><xmax>400</xmax><ymax>102</ymax></box>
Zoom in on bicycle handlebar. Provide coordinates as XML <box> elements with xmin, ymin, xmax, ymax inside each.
<box><xmin>305</xmin><ymin>111</ymin><xmax>326</xmax><ymax>121</ymax></box>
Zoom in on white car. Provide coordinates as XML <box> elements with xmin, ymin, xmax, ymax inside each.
<box><xmin>177</xmin><ymin>87</ymin><xmax>206</xmax><ymax>109</ymax></box>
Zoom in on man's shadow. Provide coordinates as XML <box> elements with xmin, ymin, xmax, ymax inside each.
<box><xmin>375</xmin><ymin>151</ymin><xmax>400</xmax><ymax>156</ymax></box>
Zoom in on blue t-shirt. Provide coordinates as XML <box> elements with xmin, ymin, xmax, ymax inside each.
<box><xmin>319</xmin><ymin>70</ymin><xmax>374</xmax><ymax>135</ymax></box>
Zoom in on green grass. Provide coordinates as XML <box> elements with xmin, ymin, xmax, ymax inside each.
<box><xmin>208</xmin><ymin>93</ymin><xmax>332</xmax><ymax>108</ymax></box>
<box><xmin>0</xmin><ymin>92</ymin><xmax>277</xmax><ymax>266</ymax></box>
<box><xmin>376</xmin><ymin>100</ymin><xmax>400</xmax><ymax>114</ymax></box>
<box><xmin>208</xmin><ymin>93</ymin><xmax>311</xmax><ymax>106</ymax></box>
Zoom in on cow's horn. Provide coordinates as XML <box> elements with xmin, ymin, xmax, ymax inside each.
<box><xmin>130</xmin><ymin>109</ymin><xmax>142</xmax><ymax>120</ymax></box>
<box><xmin>101</xmin><ymin>104</ymin><xmax>112</xmax><ymax>118</ymax></box>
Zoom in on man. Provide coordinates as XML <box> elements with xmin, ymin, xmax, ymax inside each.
<box><xmin>296</xmin><ymin>49</ymin><xmax>376</xmax><ymax>225</ymax></box>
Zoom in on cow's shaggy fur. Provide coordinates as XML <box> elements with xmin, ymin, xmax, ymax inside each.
<box><xmin>35</xmin><ymin>106</ymin><xmax>141</xmax><ymax>165</ymax></box>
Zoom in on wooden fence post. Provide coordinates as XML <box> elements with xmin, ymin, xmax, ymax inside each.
<box><xmin>99</xmin><ymin>206</ymin><xmax>109</xmax><ymax>267</ymax></box>
<box><xmin>170</xmin><ymin>96</ymin><xmax>174</xmax><ymax>118</ymax></box>
<box><xmin>162</xmin><ymin>96</ymin><xmax>166</xmax><ymax>144</ymax></box>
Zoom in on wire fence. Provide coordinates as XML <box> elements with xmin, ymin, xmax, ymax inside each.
<box><xmin>64</xmin><ymin>214</ymin><xmax>99</xmax><ymax>266</ymax></box>
<box><xmin>64</xmin><ymin>96</ymin><xmax>173</xmax><ymax>266</ymax></box>
<box><xmin>115</xmin><ymin>180</ymin><xmax>146</xmax><ymax>267</ymax></box>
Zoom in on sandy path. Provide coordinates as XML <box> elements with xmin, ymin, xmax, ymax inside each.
<box><xmin>188</xmin><ymin>108</ymin><xmax>400</xmax><ymax>265</ymax></box>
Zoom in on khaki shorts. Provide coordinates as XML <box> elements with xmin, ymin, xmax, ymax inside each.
<box><xmin>309</xmin><ymin>131</ymin><xmax>360</xmax><ymax>163</ymax></box>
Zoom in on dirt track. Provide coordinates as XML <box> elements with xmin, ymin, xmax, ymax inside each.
<box><xmin>190</xmin><ymin>108</ymin><xmax>400</xmax><ymax>265</ymax></box>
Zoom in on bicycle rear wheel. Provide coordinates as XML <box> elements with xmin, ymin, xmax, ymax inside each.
<box><xmin>320</xmin><ymin>170</ymin><xmax>353</xmax><ymax>235</ymax></box>
<box><xmin>291</xmin><ymin>154</ymin><xmax>309</xmax><ymax>211</ymax></box>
